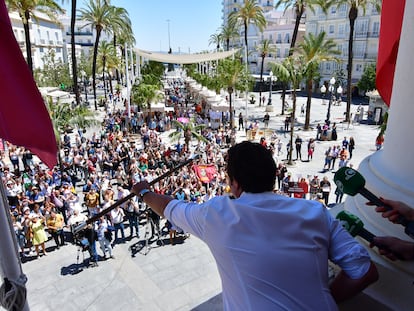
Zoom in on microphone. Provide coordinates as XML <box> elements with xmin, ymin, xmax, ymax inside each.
<box><xmin>336</xmin><ymin>211</ymin><xmax>375</xmax><ymax>242</ymax></box>
<box><xmin>336</xmin><ymin>210</ymin><xmax>403</xmax><ymax>260</ymax></box>
<box><xmin>334</xmin><ymin>167</ymin><xmax>414</xmax><ymax>238</ymax></box>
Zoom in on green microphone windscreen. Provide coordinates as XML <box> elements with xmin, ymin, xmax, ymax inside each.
<box><xmin>333</xmin><ymin>167</ymin><xmax>366</xmax><ymax>196</ymax></box>
<box><xmin>336</xmin><ymin>211</ymin><xmax>364</xmax><ymax>237</ymax></box>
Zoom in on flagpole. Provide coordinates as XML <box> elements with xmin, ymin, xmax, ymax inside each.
<box><xmin>0</xmin><ymin>181</ymin><xmax>29</xmax><ymax>310</ymax></box>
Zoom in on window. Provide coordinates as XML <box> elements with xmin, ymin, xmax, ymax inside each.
<box><xmin>40</xmin><ymin>47</ymin><xmax>44</xmax><ymax>52</ymax></box>
<box><xmin>338</xmin><ymin>4</ymin><xmax>347</xmax><ymax>16</ymax></box>
<box><xmin>319</xmin><ymin>25</ymin><xmax>325</xmax><ymax>34</ymax></box>
<box><xmin>356</xmin><ymin>64</ymin><xmax>363</xmax><ymax>72</ymax></box>
<box><xmin>284</xmin><ymin>48</ymin><xmax>289</xmax><ymax>57</ymax></box>
<box><xmin>331</xmin><ymin>6</ymin><xmax>336</xmax><ymax>14</ymax></box>
<box><xmin>356</xmin><ymin>20</ymin><xmax>368</xmax><ymax>36</ymax></box>
<box><xmin>284</xmin><ymin>33</ymin><xmax>290</xmax><ymax>43</ymax></box>
<box><xmin>325</xmin><ymin>62</ymin><xmax>331</xmax><ymax>72</ymax></box>
<box><xmin>372</xmin><ymin>22</ymin><xmax>380</xmax><ymax>36</ymax></box>
<box><xmin>338</xmin><ymin>24</ymin><xmax>345</xmax><ymax>36</ymax></box>
<box><xmin>329</xmin><ymin>25</ymin><xmax>335</xmax><ymax>34</ymax></box>
<box><xmin>277</xmin><ymin>33</ymin><xmax>282</xmax><ymax>43</ymax></box>
<box><xmin>276</xmin><ymin>48</ymin><xmax>280</xmax><ymax>58</ymax></box>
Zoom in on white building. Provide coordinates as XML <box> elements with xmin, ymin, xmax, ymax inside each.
<box><xmin>221</xmin><ymin>0</ymin><xmax>305</xmax><ymax>75</ymax></box>
<box><xmin>9</xmin><ymin>11</ymin><xmax>65</xmax><ymax>69</ymax></box>
<box><xmin>306</xmin><ymin>3</ymin><xmax>380</xmax><ymax>91</ymax></box>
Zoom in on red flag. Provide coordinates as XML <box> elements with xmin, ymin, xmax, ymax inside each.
<box><xmin>0</xmin><ymin>1</ymin><xmax>57</xmax><ymax>168</ymax></box>
<box><xmin>376</xmin><ymin>0</ymin><xmax>406</xmax><ymax>107</ymax></box>
<box><xmin>193</xmin><ymin>164</ymin><xmax>217</xmax><ymax>184</ymax></box>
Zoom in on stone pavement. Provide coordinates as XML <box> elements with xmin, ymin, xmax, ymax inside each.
<box><xmin>18</xmin><ymin>92</ymin><xmax>387</xmax><ymax>311</ymax></box>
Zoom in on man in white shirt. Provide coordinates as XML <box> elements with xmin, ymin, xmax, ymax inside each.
<box><xmin>132</xmin><ymin>141</ymin><xmax>378</xmax><ymax>310</ymax></box>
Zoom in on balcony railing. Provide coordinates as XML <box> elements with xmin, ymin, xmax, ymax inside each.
<box><xmin>66</xmin><ymin>31</ymin><xmax>93</xmax><ymax>36</ymax></box>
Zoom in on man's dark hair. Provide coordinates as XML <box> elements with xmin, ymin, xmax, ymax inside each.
<box><xmin>226</xmin><ymin>141</ymin><xmax>276</xmax><ymax>193</ymax></box>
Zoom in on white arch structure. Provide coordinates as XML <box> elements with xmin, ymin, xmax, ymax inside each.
<box><xmin>134</xmin><ymin>48</ymin><xmax>239</xmax><ymax>64</ymax></box>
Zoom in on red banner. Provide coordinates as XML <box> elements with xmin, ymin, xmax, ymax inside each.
<box><xmin>376</xmin><ymin>0</ymin><xmax>406</xmax><ymax>107</ymax></box>
<box><xmin>0</xmin><ymin>1</ymin><xmax>57</xmax><ymax>168</ymax></box>
<box><xmin>193</xmin><ymin>164</ymin><xmax>217</xmax><ymax>183</ymax></box>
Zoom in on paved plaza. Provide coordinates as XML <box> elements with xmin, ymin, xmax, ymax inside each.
<box><xmin>18</xmin><ymin>92</ymin><xmax>389</xmax><ymax>311</ymax></box>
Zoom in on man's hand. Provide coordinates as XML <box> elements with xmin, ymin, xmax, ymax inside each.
<box><xmin>131</xmin><ymin>181</ymin><xmax>151</xmax><ymax>196</ymax></box>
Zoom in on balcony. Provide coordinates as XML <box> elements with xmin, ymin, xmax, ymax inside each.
<box><xmin>367</xmin><ymin>31</ymin><xmax>379</xmax><ymax>38</ymax></box>
<box><xmin>66</xmin><ymin>31</ymin><xmax>93</xmax><ymax>36</ymax></box>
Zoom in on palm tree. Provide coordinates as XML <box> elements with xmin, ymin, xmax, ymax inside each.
<box><xmin>275</xmin><ymin>0</ymin><xmax>325</xmax><ymax>54</ymax></box>
<box><xmin>297</xmin><ymin>32</ymin><xmax>339</xmax><ymax>129</ymax></box>
<box><xmin>334</xmin><ymin>0</ymin><xmax>381</xmax><ymax>122</ymax></box>
<box><xmin>209</xmin><ymin>32</ymin><xmax>222</xmax><ymax>51</ymax></box>
<box><xmin>270</xmin><ymin>56</ymin><xmax>304</xmax><ymax>165</ymax></box>
<box><xmin>257</xmin><ymin>39</ymin><xmax>276</xmax><ymax>106</ymax></box>
<box><xmin>108</xmin><ymin>5</ymin><xmax>134</xmax><ymax>84</ymax></box>
<box><xmin>219</xmin><ymin>23</ymin><xmax>239</xmax><ymax>51</ymax></box>
<box><xmin>131</xmin><ymin>83</ymin><xmax>163</xmax><ymax>124</ymax></box>
<box><xmin>216</xmin><ymin>58</ymin><xmax>246</xmax><ymax>129</ymax></box>
<box><xmin>97</xmin><ymin>41</ymin><xmax>116</xmax><ymax>103</ymax></box>
<box><xmin>228</xmin><ymin>0</ymin><xmax>267</xmax><ymax>64</ymax></box>
<box><xmin>169</xmin><ymin>120</ymin><xmax>207</xmax><ymax>150</ymax></box>
<box><xmin>6</xmin><ymin>0</ymin><xmax>63</xmax><ymax>74</ymax></box>
<box><xmin>79</xmin><ymin>0</ymin><xmax>130</xmax><ymax>110</ymax></box>
<box><xmin>275</xmin><ymin>0</ymin><xmax>326</xmax><ymax>114</ymax></box>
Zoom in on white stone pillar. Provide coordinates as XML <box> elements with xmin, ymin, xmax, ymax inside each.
<box><xmin>341</xmin><ymin>2</ymin><xmax>414</xmax><ymax>309</ymax></box>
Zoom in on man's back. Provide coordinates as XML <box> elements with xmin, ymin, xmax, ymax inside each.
<box><xmin>165</xmin><ymin>193</ymin><xmax>364</xmax><ymax>310</ymax></box>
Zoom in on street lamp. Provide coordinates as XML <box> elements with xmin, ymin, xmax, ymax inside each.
<box><xmin>325</xmin><ymin>77</ymin><xmax>336</xmax><ymax>124</ymax></box>
<box><xmin>81</xmin><ymin>70</ymin><xmax>88</xmax><ymax>104</ymax></box>
<box><xmin>266</xmin><ymin>71</ymin><xmax>277</xmax><ymax>112</ymax></box>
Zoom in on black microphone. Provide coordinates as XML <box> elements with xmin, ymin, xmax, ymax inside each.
<box><xmin>336</xmin><ymin>210</ymin><xmax>404</xmax><ymax>260</ymax></box>
<box><xmin>334</xmin><ymin>167</ymin><xmax>414</xmax><ymax>238</ymax></box>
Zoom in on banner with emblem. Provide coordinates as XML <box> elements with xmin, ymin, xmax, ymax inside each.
<box><xmin>193</xmin><ymin>164</ymin><xmax>217</xmax><ymax>183</ymax></box>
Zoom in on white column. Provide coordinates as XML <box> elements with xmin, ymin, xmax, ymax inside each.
<box><xmin>340</xmin><ymin>2</ymin><xmax>414</xmax><ymax>310</ymax></box>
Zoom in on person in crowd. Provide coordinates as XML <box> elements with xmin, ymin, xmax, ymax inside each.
<box><xmin>375</xmin><ymin>134</ymin><xmax>384</xmax><ymax>150</ymax></box>
<box><xmin>46</xmin><ymin>209</ymin><xmax>66</xmax><ymax>249</ymax></box>
<box><xmin>132</xmin><ymin>141</ymin><xmax>378</xmax><ymax>309</ymax></box>
<box><xmin>369</xmin><ymin>199</ymin><xmax>414</xmax><ymax>261</ymax></box>
<box><xmin>320</xmin><ymin>176</ymin><xmax>331</xmax><ymax>206</ymax></box>
<box><xmin>96</xmin><ymin>215</ymin><xmax>114</xmax><ymax>259</ymax></box>
<box><xmin>309</xmin><ymin>176</ymin><xmax>320</xmax><ymax>200</ymax></box>
<box><xmin>29</xmin><ymin>213</ymin><xmax>48</xmax><ymax>258</ymax></box>
<box><xmin>110</xmin><ymin>204</ymin><xmax>126</xmax><ymax>244</ymax></box>
<box><xmin>263</xmin><ymin>112</ymin><xmax>270</xmax><ymax>128</ymax></box>
<box><xmin>307</xmin><ymin>139</ymin><xmax>315</xmax><ymax>161</ymax></box>
<box><xmin>348</xmin><ymin>137</ymin><xmax>355</xmax><ymax>159</ymax></box>
<box><xmin>238</xmin><ymin>112</ymin><xmax>244</xmax><ymax>131</ymax></box>
<box><xmin>295</xmin><ymin>135</ymin><xmax>303</xmax><ymax>160</ymax></box>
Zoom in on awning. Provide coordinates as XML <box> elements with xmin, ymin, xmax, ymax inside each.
<box><xmin>135</xmin><ymin>48</ymin><xmax>239</xmax><ymax>64</ymax></box>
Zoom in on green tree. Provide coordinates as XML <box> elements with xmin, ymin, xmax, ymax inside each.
<box><xmin>257</xmin><ymin>39</ymin><xmax>276</xmax><ymax>106</ymax></box>
<box><xmin>209</xmin><ymin>32</ymin><xmax>222</xmax><ymax>51</ymax></box>
<box><xmin>79</xmin><ymin>0</ymin><xmax>130</xmax><ymax>110</ymax></box>
<box><xmin>97</xmin><ymin>41</ymin><xmax>116</xmax><ymax>101</ymax></box>
<box><xmin>270</xmin><ymin>56</ymin><xmax>304</xmax><ymax>165</ymax></box>
<box><xmin>275</xmin><ymin>0</ymin><xmax>325</xmax><ymax>54</ymax></box>
<box><xmin>228</xmin><ymin>0</ymin><xmax>266</xmax><ymax>64</ymax></box>
<box><xmin>131</xmin><ymin>82</ymin><xmax>163</xmax><ymax>123</ymax></box>
<box><xmin>46</xmin><ymin>98</ymin><xmax>98</xmax><ymax>169</ymax></box>
<box><xmin>298</xmin><ymin>32</ymin><xmax>339</xmax><ymax>129</ymax></box>
<box><xmin>334</xmin><ymin>0</ymin><xmax>381</xmax><ymax>122</ymax></box>
<box><xmin>357</xmin><ymin>63</ymin><xmax>376</xmax><ymax>93</ymax></box>
<box><xmin>169</xmin><ymin>119</ymin><xmax>207</xmax><ymax>150</ymax></box>
<box><xmin>219</xmin><ymin>23</ymin><xmax>239</xmax><ymax>51</ymax></box>
<box><xmin>35</xmin><ymin>49</ymin><xmax>72</xmax><ymax>88</ymax></box>
<box><xmin>6</xmin><ymin>0</ymin><xmax>63</xmax><ymax>74</ymax></box>
<box><xmin>216</xmin><ymin>58</ymin><xmax>246</xmax><ymax>129</ymax></box>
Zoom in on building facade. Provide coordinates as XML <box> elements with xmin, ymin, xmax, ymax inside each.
<box><xmin>306</xmin><ymin>3</ymin><xmax>380</xmax><ymax>90</ymax></box>
<box><xmin>9</xmin><ymin>11</ymin><xmax>65</xmax><ymax>70</ymax></box>
<box><xmin>221</xmin><ymin>0</ymin><xmax>305</xmax><ymax>75</ymax></box>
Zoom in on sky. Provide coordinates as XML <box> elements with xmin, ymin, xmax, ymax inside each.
<box><xmin>65</xmin><ymin>0</ymin><xmax>223</xmax><ymax>54</ymax></box>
